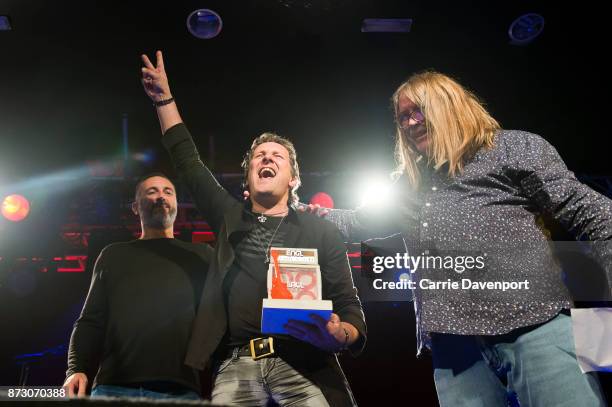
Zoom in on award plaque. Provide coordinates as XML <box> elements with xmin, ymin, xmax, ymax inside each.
<box><xmin>261</xmin><ymin>247</ymin><xmax>333</xmax><ymax>334</ymax></box>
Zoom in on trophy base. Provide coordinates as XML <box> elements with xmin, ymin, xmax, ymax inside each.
<box><xmin>261</xmin><ymin>299</ymin><xmax>333</xmax><ymax>334</ymax></box>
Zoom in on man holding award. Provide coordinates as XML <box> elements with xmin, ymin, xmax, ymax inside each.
<box><xmin>141</xmin><ymin>51</ymin><xmax>366</xmax><ymax>406</ymax></box>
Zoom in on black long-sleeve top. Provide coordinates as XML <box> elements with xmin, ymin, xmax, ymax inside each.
<box><xmin>66</xmin><ymin>238</ymin><xmax>213</xmax><ymax>392</ymax></box>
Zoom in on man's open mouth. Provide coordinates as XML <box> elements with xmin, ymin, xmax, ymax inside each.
<box><xmin>258</xmin><ymin>167</ymin><xmax>276</xmax><ymax>179</ymax></box>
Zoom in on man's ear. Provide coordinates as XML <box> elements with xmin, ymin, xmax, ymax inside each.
<box><xmin>289</xmin><ymin>178</ymin><xmax>297</xmax><ymax>188</ymax></box>
<box><xmin>131</xmin><ymin>201</ymin><xmax>139</xmax><ymax>216</ymax></box>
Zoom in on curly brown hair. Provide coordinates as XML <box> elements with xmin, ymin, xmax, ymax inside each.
<box><xmin>241</xmin><ymin>132</ymin><xmax>301</xmax><ymax>207</ymax></box>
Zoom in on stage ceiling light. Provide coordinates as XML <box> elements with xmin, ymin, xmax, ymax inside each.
<box><xmin>187</xmin><ymin>9</ymin><xmax>222</xmax><ymax>39</ymax></box>
<box><xmin>361</xmin><ymin>18</ymin><xmax>412</xmax><ymax>33</ymax></box>
<box><xmin>509</xmin><ymin>13</ymin><xmax>545</xmax><ymax>45</ymax></box>
<box><xmin>0</xmin><ymin>15</ymin><xmax>12</xmax><ymax>31</ymax></box>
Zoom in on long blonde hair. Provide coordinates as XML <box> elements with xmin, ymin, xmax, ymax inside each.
<box><xmin>392</xmin><ymin>71</ymin><xmax>500</xmax><ymax>188</ymax></box>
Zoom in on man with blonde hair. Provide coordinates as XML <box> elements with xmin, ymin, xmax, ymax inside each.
<box><xmin>320</xmin><ymin>71</ymin><xmax>611</xmax><ymax>406</ymax></box>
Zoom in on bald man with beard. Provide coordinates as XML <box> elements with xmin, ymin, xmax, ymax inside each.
<box><xmin>64</xmin><ymin>173</ymin><xmax>213</xmax><ymax>400</ymax></box>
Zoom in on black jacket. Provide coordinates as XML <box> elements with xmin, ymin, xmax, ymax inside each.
<box><xmin>162</xmin><ymin>123</ymin><xmax>367</xmax><ymax>406</ymax></box>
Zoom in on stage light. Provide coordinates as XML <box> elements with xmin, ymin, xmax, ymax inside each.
<box><xmin>192</xmin><ymin>231</ymin><xmax>215</xmax><ymax>244</ymax></box>
<box><xmin>361</xmin><ymin>18</ymin><xmax>412</xmax><ymax>33</ymax></box>
<box><xmin>508</xmin><ymin>13</ymin><xmax>545</xmax><ymax>45</ymax></box>
<box><xmin>132</xmin><ymin>149</ymin><xmax>155</xmax><ymax>164</ymax></box>
<box><xmin>2</xmin><ymin>194</ymin><xmax>30</xmax><ymax>222</ymax></box>
<box><xmin>310</xmin><ymin>192</ymin><xmax>334</xmax><ymax>209</ymax></box>
<box><xmin>187</xmin><ymin>9</ymin><xmax>222</xmax><ymax>39</ymax></box>
<box><xmin>1</xmin><ymin>165</ymin><xmax>91</xmax><ymax>192</ymax></box>
<box><xmin>56</xmin><ymin>255</ymin><xmax>87</xmax><ymax>273</ymax></box>
<box><xmin>357</xmin><ymin>175</ymin><xmax>395</xmax><ymax>209</ymax></box>
<box><xmin>0</xmin><ymin>15</ymin><xmax>12</xmax><ymax>31</ymax></box>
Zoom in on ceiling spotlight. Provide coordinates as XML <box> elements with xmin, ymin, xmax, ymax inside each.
<box><xmin>361</xmin><ymin>19</ymin><xmax>412</xmax><ymax>33</ymax></box>
<box><xmin>187</xmin><ymin>9</ymin><xmax>223</xmax><ymax>39</ymax></box>
<box><xmin>508</xmin><ymin>13</ymin><xmax>545</xmax><ymax>45</ymax></box>
<box><xmin>0</xmin><ymin>15</ymin><xmax>12</xmax><ymax>31</ymax></box>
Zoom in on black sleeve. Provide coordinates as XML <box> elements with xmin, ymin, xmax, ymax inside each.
<box><xmin>66</xmin><ymin>248</ymin><xmax>109</xmax><ymax>377</ymax></box>
<box><xmin>162</xmin><ymin>123</ymin><xmax>239</xmax><ymax>234</ymax></box>
<box><xmin>320</xmin><ymin>222</ymin><xmax>367</xmax><ymax>356</ymax></box>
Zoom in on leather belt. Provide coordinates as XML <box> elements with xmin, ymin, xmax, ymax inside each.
<box><xmin>228</xmin><ymin>337</ymin><xmax>275</xmax><ymax>360</ymax></box>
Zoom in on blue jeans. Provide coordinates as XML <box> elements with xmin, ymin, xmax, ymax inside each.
<box><xmin>211</xmin><ymin>351</ymin><xmax>333</xmax><ymax>406</ymax></box>
<box><xmin>432</xmin><ymin>312</ymin><xmax>606</xmax><ymax>407</ymax></box>
<box><xmin>91</xmin><ymin>384</ymin><xmax>200</xmax><ymax>400</ymax></box>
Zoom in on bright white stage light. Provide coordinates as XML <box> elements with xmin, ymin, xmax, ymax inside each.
<box><xmin>356</xmin><ymin>174</ymin><xmax>395</xmax><ymax>209</ymax></box>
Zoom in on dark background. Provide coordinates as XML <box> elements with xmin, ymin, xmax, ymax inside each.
<box><xmin>1</xmin><ymin>0</ymin><xmax>610</xmax><ymax>180</ymax></box>
<box><xmin>0</xmin><ymin>1</ymin><xmax>610</xmax><ymax>405</ymax></box>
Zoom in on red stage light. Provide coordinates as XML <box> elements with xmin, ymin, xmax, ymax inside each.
<box><xmin>56</xmin><ymin>255</ymin><xmax>87</xmax><ymax>273</ymax></box>
<box><xmin>309</xmin><ymin>192</ymin><xmax>334</xmax><ymax>209</ymax></box>
<box><xmin>192</xmin><ymin>231</ymin><xmax>215</xmax><ymax>243</ymax></box>
<box><xmin>2</xmin><ymin>194</ymin><xmax>30</xmax><ymax>222</ymax></box>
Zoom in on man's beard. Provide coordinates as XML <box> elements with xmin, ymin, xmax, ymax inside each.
<box><xmin>140</xmin><ymin>200</ymin><xmax>177</xmax><ymax>230</ymax></box>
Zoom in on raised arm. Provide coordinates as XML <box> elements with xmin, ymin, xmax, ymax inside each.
<box><xmin>140</xmin><ymin>51</ymin><xmax>238</xmax><ymax>233</ymax></box>
<box><xmin>141</xmin><ymin>50</ymin><xmax>182</xmax><ymax>134</ymax></box>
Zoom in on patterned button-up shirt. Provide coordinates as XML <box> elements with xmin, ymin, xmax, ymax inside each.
<box><xmin>327</xmin><ymin>130</ymin><xmax>612</xmax><ymax>352</ymax></box>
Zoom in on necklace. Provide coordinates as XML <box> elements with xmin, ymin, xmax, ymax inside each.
<box><xmin>255</xmin><ymin>208</ymin><xmax>289</xmax><ymax>223</ymax></box>
<box><xmin>255</xmin><ymin>215</ymin><xmax>287</xmax><ymax>263</ymax></box>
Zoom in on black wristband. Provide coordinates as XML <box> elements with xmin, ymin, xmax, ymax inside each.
<box><xmin>153</xmin><ymin>97</ymin><xmax>174</xmax><ymax>107</ymax></box>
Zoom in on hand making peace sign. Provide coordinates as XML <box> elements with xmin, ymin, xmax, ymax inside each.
<box><xmin>141</xmin><ymin>50</ymin><xmax>172</xmax><ymax>103</ymax></box>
